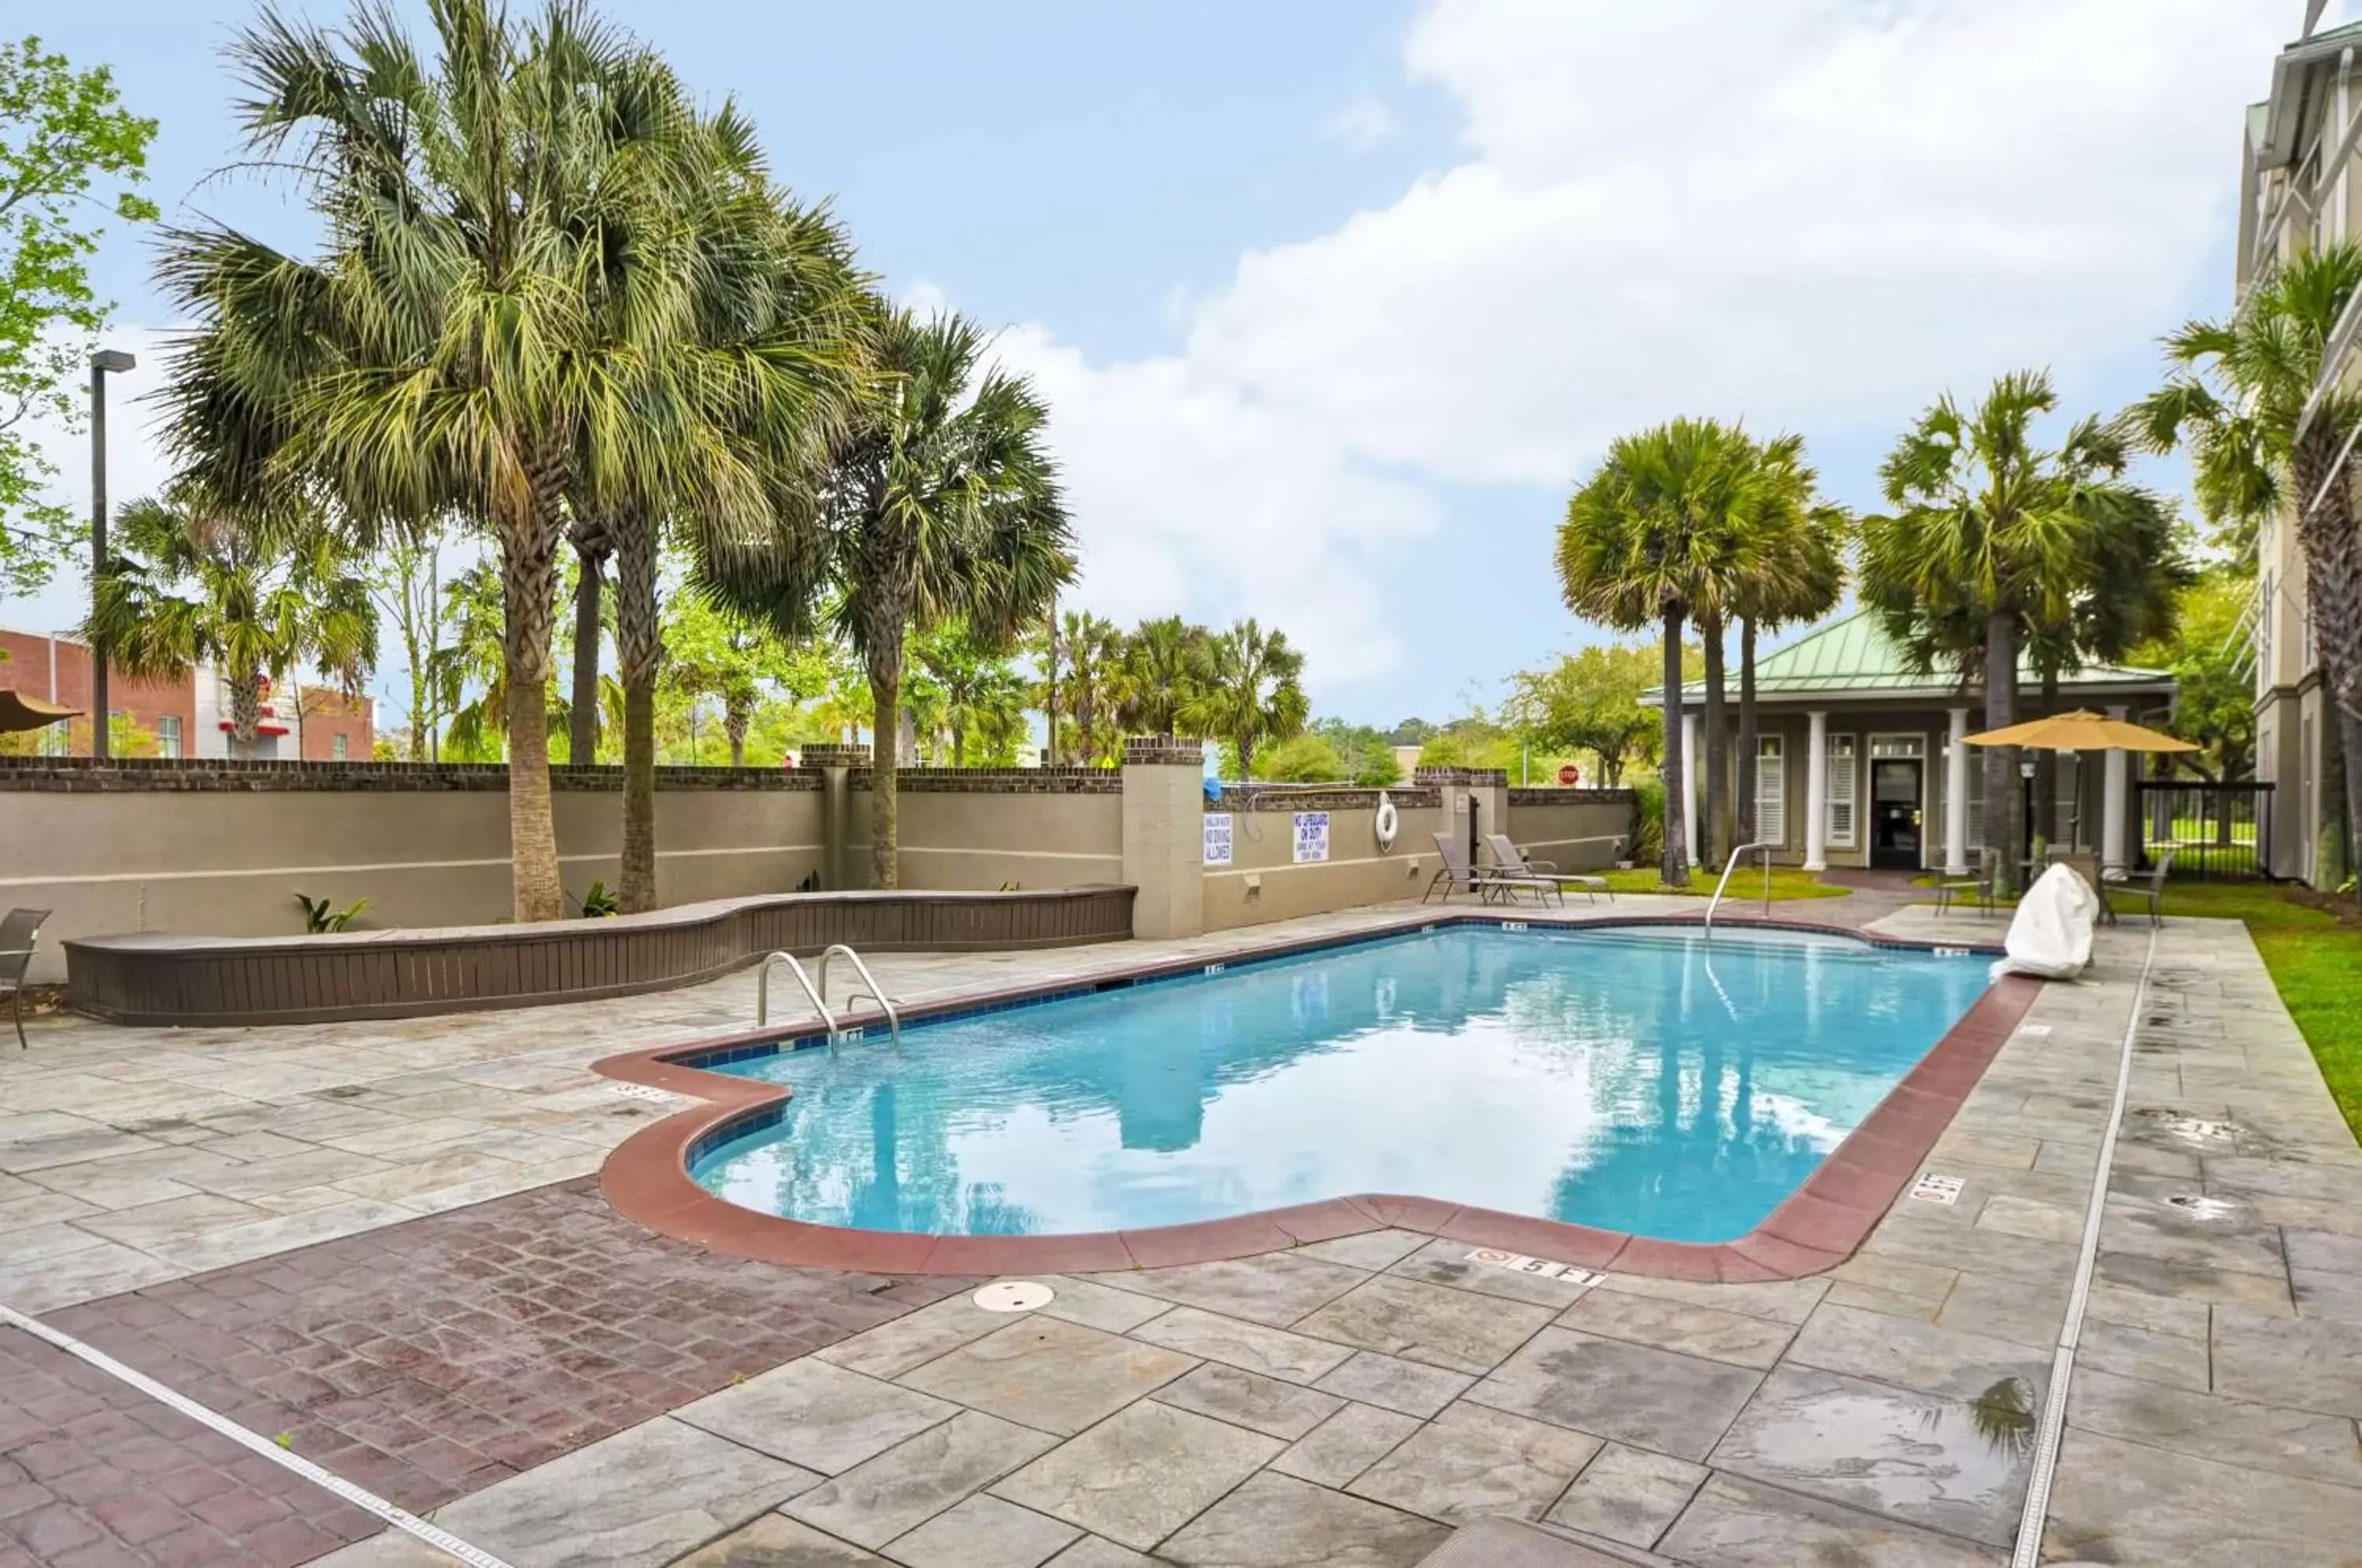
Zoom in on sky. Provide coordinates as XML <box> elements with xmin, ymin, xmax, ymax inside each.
<box><xmin>8</xmin><ymin>0</ymin><xmax>2335</xmax><ymax>732</ymax></box>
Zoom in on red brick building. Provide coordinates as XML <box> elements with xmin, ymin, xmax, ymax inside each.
<box><xmin>0</xmin><ymin>628</ymin><xmax>373</xmax><ymax>760</ymax></box>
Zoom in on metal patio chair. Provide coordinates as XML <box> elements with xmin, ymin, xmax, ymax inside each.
<box><xmin>2101</xmin><ymin>845</ymin><xmax>2175</xmax><ymax>927</ymax></box>
<box><xmin>0</xmin><ymin>908</ymin><xmax>50</xmax><ymax>1050</ymax></box>
<box><xmin>1934</xmin><ymin>848</ymin><xmax>1995</xmax><ymax>917</ymax></box>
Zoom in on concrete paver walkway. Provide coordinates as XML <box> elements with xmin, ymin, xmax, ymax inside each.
<box><xmin>4</xmin><ymin>889</ymin><xmax>2357</xmax><ymax>1566</ymax></box>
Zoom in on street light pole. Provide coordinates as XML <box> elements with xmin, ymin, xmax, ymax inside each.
<box><xmin>88</xmin><ymin>349</ymin><xmax>136</xmax><ymax>760</ymax></box>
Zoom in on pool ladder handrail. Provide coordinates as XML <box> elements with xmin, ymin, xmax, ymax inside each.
<box><xmin>817</xmin><ymin>944</ymin><xmax>903</xmax><ymax>1045</ymax></box>
<box><xmin>755</xmin><ymin>951</ymin><xmax>839</xmax><ymax>1034</ymax></box>
<box><xmin>1702</xmin><ymin>840</ymin><xmax>1779</xmax><ymax>938</ymax></box>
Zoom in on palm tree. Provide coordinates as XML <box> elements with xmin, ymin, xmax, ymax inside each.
<box><xmin>2023</xmin><ymin>470</ymin><xmax>2188</xmax><ymax>849</ymax></box>
<box><xmin>661</xmin><ymin>588</ymin><xmax>809</xmax><ymax>767</ymax></box>
<box><xmin>601</xmin><ymin>109</ymin><xmax>872</xmax><ymax>909</ymax></box>
<box><xmin>702</xmin><ymin>309</ymin><xmax>1073</xmax><ymax>887</ymax></box>
<box><xmin>86</xmin><ymin>488</ymin><xmax>376</xmax><ymax>756</ymax></box>
<box><xmin>969</xmin><ymin>669</ymin><xmax>1031</xmax><ymax>765</ymax></box>
<box><xmin>1059</xmin><ymin>611</ymin><xmax>1124</xmax><ymax>764</ymax></box>
<box><xmin>429</xmin><ymin>561</ymin><xmax>531</xmax><ymax>760</ymax></box>
<box><xmin>1860</xmin><ymin>372</ymin><xmax>2164</xmax><ymax>893</ymax></box>
<box><xmin>913</xmin><ymin>625</ymin><xmax>1029</xmax><ymax>765</ymax></box>
<box><xmin>1181</xmin><ymin>619</ymin><xmax>1307</xmax><ymax>782</ymax></box>
<box><xmin>1557</xmin><ymin>418</ymin><xmax>1764</xmax><ymax>885</ymax></box>
<box><xmin>1732</xmin><ymin>436</ymin><xmax>1847</xmax><ymax>845</ymax></box>
<box><xmin>2131</xmin><ymin>244</ymin><xmax>2362</xmax><ymax>878</ymax></box>
<box><xmin>157</xmin><ymin>0</ymin><xmax>720</xmax><ymax>921</ymax></box>
<box><xmin>1117</xmin><ymin>616</ymin><xmax>1214</xmax><ymax>736</ymax></box>
<box><xmin>563</xmin><ymin>518</ymin><xmax>610</xmax><ymax>766</ymax></box>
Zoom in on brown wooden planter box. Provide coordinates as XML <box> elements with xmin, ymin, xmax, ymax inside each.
<box><xmin>64</xmin><ymin>885</ymin><xmax>1135</xmax><ymax>1026</ymax></box>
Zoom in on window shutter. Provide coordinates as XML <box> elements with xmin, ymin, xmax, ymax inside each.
<box><xmin>1757</xmin><ymin>737</ymin><xmax>1786</xmax><ymax>845</ymax></box>
<box><xmin>1826</xmin><ymin>736</ymin><xmax>1857</xmax><ymax>848</ymax></box>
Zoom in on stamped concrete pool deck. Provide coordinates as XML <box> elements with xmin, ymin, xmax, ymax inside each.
<box><xmin>4</xmin><ymin>890</ymin><xmax>2360</xmax><ymax>1566</ymax></box>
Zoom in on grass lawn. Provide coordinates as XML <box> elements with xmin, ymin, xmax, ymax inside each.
<box><xmin>1589</xmin><ymin>867</ymin><xmax>1850</xmax><ymax>900</ymax></box>
<box><xmin>2154</xmin><ymin>882</ymin><xmax>2362</xmax><ymax>1137</ymax></box>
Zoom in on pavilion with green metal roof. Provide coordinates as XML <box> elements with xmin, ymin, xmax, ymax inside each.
<box><xmin>1638</xmin><ymin>610</ymin><xmax>2175</xmax><ymax>881</ymax></box>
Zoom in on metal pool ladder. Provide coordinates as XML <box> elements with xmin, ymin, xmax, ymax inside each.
<box><xmin>1702</xmin><ymin>841</ymin><xmax>1779</xmax><ymax>939</ymax></box>
<box><xmin>818</xmin><ymin>945</ymin><xmax>903</xmax><ymax>1045</ymax></box>
<box><xmin>756</xmin><ymin>952</ymin><xmax>838</xmax><ymax>1034</ymax></box>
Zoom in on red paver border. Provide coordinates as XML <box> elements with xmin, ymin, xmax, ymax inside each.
<box><xmin>593</xmin><ymin>911</ymin><xmax>2039</xmax><ymax>1281</ymax></box>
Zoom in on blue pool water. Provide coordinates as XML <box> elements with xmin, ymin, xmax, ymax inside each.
<box><xmin>691</xmin><ymin>926</ymin><xmax>1987</xmax><ymax>1244</ymax></box>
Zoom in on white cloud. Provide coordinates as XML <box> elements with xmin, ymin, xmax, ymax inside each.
<box><xmin>1319</xmin><ymin>91</ymin><xmax>1399</xmax><ymax>152</ymax></box>
<box><xmin>993</xmin><ymin>0</ymin><xmax>2290</xmax><ymax>695</ymax></box>
<box><xmin>989</xmin><ymin>324</ymin><xmax>1436</xmax><ymax>683</ymax></box>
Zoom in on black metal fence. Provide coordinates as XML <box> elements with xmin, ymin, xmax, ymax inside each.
<box><xmin>2134</xmin><ymin>780</ymin><xmax>2273</xmax><ymax>881</ymax></box>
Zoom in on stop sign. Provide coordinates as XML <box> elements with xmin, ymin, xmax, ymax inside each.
<box><xmin>1556</xmin><ymin>763</ymin><xmax>1579</xmax><ymax>786</ymax></box>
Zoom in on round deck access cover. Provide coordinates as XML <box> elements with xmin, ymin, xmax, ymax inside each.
<box><xmin>973</xmin><ymin>1281</ymin><xmax>1055</xmax><ymax>1313</ymax></box>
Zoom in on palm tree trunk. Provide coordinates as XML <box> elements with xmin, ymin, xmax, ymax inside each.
<box><xmin>951</xmin><ymin>721</ymin><xmax>967</xmax><ymax>767</ymax></box>
<box><xmin>568</xmin><ymin>521</ymin><xmax>608</xmax><ymax>766</ymax></box>
<box><xmin>1984</xmin><ymin>612</ymin><xmax>2021</xmax><ymax>897</ymax></box>
<box><xmin>229</xmin><ymin>666</ymin><xmax>261</xmax><ymax>758</ymax></box>
<box><xmin>1044</xmin><ymin>597</ymin><xmax>1060</xmax><ymax>765</ymax></box>
<box><xmin>2290</xmin><ymin>442</ymin><xmax>2362</xmax><ymax>882</ymax></box>
<box><xmin>498</xmin><ymin>459</ymin><xmax>569</xmax><ymax>924</ymax></box>
<box><xmin>2311</xmin><ymin>489</ymin><xmax>2362</xmax><ymax>884</ymax></box>
<box><xmin>726</xmin><ymin>699</ymin><xmax>750</xmax><ymax>768</ymax></box>
<box><xmin>1660</xmin><ymin>605</ymin><xmax>1689</xmax><ymax>886</ymax></box>
<box><xmin>615</xmin><ymin>514</ymin><xmax>660</xmax><ymax>914</ymax></box>
<box><xmin>1735</xmin><ymin>616</ymin><xmax>1758</xmax><ymax>845</ymax></box>
<box><xmin>1700</xmin><ymin>610</ymin><xmax>1728</xmax><ymax>871</ymax></box>
<box><xmin>1238</xmin><ymin>730</ymin><xmax>1256</xmax><ymax>783</ymax></box>
<box><xmin>2033</xmin><ymin>668</ymin><xmax>2060</xmax><ymax>850</ymax></box>
<box><xmin>869</xmin><ymin>640</ymin><xmax>904</xmax><ymax>889</ymax></box>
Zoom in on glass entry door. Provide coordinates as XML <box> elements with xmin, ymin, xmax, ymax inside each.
<box><xmin>1870</xmin><ymin>759</ymin><xmax>1924</xmax><ymax>869</ymax></box>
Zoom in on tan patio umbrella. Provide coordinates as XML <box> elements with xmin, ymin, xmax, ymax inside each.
<box><xmin>1960</xmin><ymin>709</ymin><xmax>2197</xmax><ymax>753</ymax></box>
<box><xmin>0</xmin><ymin>690</ymin><xmax>80</xmax><ymax>734</ymax></box>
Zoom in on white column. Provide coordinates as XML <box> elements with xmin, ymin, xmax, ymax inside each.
<box><xmin>2103</xmin><ymin>704</ymin><xmax>2130</xmax><ymax>876</ymax></box>
<box><xmin>1946</xmin><ymin>707</ymin><xmax>1971</xmax><ymax>875</ymax></box>
<box><xmin>1804</xmin><ymin>710</ymin><xmax>1829</xmax><ymax>871</ymax></box>
<box><xmin>1681</xmin><ymin>711</ymin><xmax>1700</xmax><ymax>867</ymax></box>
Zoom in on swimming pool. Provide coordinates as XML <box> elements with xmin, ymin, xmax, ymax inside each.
<box><xmin>686</xmin><ymin>925</ymin><xmax>1988</xmax><ymax>1245</ymax></box>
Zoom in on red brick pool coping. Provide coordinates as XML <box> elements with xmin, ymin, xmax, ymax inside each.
<box><xmin>593</xmin><ymin>912</ymin><xmax>2040</xmax><ymax>1283</ymax></box>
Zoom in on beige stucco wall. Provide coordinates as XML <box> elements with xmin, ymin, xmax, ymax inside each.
<box><xmin>8</xmin><ymin>763</ymin><xmax>1638</xmax><ymax>981</ymax></box>
<box><xmin>847</xmin><ymin>787</ymin><xmax>1126</xmax><ymax>892</ymax></box>
<box><xmin>1502</xmin><ymin>797</ymin><xmax>1635</xmax><ymax>870</ymax></box>
<box><xmin>1201</xmin><ymin>801</ymin><xmax>1447</xmax><ymax>932</ymax></box>
<box><xmin>0</xmin><ymin>786</ymin><xmax>827</xmax><ymax>982</ymax></box>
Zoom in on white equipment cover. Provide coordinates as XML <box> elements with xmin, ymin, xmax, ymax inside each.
<box><xmin>1990</xmin><ymin>862</ymin><xmax>2100</xmax><ymax>981</ymax></box>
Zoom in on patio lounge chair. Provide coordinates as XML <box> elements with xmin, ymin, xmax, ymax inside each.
<box><xmin>1486</xmin><ymin>833</ymin><xmax>1612</xmax><ymax>906</ymax></box>
<box><xmin>1423</xmin><ymin>830</ymin><xmax>1490</xmax><ymax>903</ymax></box>
<box><xmin>1421</xmin><ymin>830</ymin><xmax>1560</xmax><ymax>907</ymax></box>
<box><xmin>2101</xmin><ymin>845</ymin><xmax>2175</xmax><ymax>927</ymax></box>
<box><xmin>0</xmin><ymin>908</ymin><xmax>48</xmax><ymax>1051</ymax></box>
<box><xmin>1934</xmin><ymin>848</ymin><xmax>1994</xmax><ymax>917</ymax></box>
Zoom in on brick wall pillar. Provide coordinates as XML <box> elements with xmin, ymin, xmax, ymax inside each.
<box><xmin>1416</xmin><ymin>766</ymin><xmax>1511</xmax><ymax>868</ymax></box>
<box><xmin>1122</xmin><ymin>735</ymin><xmax>1205</xmax><ymax>941</ymax></box>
